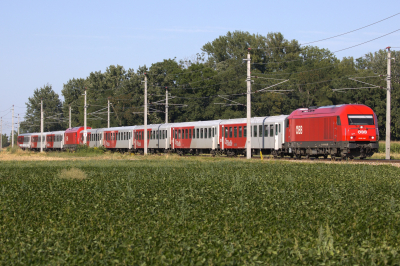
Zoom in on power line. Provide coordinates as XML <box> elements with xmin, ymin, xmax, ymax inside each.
<box><xmin>301</xmin><ymin>12</ymin><xmax>400</xmax><ymax>46</ymax></box>
<box><xmin>333</xmin><ymin>28</ymin><xmax>400</xmax><ymax>53</ymax></box>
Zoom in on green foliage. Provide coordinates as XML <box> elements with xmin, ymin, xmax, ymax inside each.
<box><xmin>1</xmin><ymin>160</ymin><xmax>400</xmax><ymax>264</ymax></box>
<box><xmin>22</xmin><ymin>84</ymin><xmax>64</xmax><ymax>133</ymax></box>
<box><xmin>378</xmin><ymin>142</ymin><xmax>400</xmax><ymax>153</ymax></box>
<box><xmin>20</xmin><ymin>31</ymin><xmax>398</xmax><ymax>140</ymax></box>
<box><xmin>1</xmin><ymin>133</ymin><xmax>8</xmax><ymax>148</ymax></box>
<box><xmin>5</xmin><ymin>145</ymin><xmax>19</xmax><ymax>153</ymax></box>
<box><xmin>75</xmin><ymin>144</ymin><xmax>106</xmax><ymax>155</ymax></box>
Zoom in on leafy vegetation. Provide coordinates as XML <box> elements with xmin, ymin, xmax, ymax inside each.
<box><xmin>1</xmin><ymin>159</ymin><xmax>400</xmax><ymax>264</ymax></box>
<box><xmin>20</xmin><ymin>31</ymin><xmax>400</xmax><ymax>140</ymax></box>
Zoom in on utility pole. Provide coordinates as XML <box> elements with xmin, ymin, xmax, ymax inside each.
<box><xmin>244</xmin><ymin>49</ymin><xmax>252</xmax><ymax>159</ymax></box>
<box><xmin>17</xmin><ymin>114</ymin><xmax>20</xmax><ymax>136</ymax></box>
<box><xmin>69</xmin><ymin>105</ymin><xmax>72</xmax><ymax>128</ymax></box>
<box><xmin>165</xmin><ymin>87</ymin><xmax>168</xmax><ymax>124</ymax></box>
<box><xmin>11</xmin><ymin>105</ymin><xmax>14</xmax><ymax>147</ymax></box>
<box><xmin>386</xmin><ymin>47</ymin><xmax>393</xmax><ymax>160</ymax></box>
<box><xmin>144</xmin><ymin>74</ymin><xmax>148</xmax><ymax>155</ymax></box>
<box><xmin>83</xmin><ymin>88</ymin><xmax>87</xmax><ymax>144</ymax></box>
<box><xmin>40</xmin><ymin>100</ymin><xmax>43</xmax><ymax>152</ymax></box>
<box><xmin>108</xmin><ymin>98</ymin><xmax>110</xmax><ymax>128</ymax></box>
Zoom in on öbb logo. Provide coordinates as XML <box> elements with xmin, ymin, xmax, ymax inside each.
<box><xmin>358</xmin><ymin>130</ymin><xmax>367</xmax><ymax>134</ymax></box>
<box><xmin>225</xmin><ymin>139</ymin><xmax>232</xmax><ymax>146</ymax></box>
<box><xmin>296</xmin><ymin>125</ymin><xmax>303</xmax><ymax>135</ymax></box>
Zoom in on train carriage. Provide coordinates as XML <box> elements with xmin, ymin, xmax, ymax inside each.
<box><xmin>170</xmin><ymin>120</ymin><xmax>220</xmax><ymax>155</ymax></box>
<box><xmin>18</xmin><ymin>133</ymin><xmax>34</xmax><ymax>150</ymax></box>
<box><xmin>133</xmin><ymin>124</ymin><xmax>162</xmax><ymax>154</ymax></box>
<box><xmin>101</xmin><ymin>126</ymin><xmax>135</xmax><ymax>152</ymax></box>
<box><xmin>45</xmin><ymin>130</ymin><xmax>65</xmax><ymax>150</ymax></box>
<box><xmin>219</xmin><ymin>116</ymin><xmax>288</xmax><ymax>156</ymax></box>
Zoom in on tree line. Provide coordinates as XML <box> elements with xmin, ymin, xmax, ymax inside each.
<box><xmin>21</xmin><ymin>31</ymin><xmax>400</xmax><ymax>139</ymax></box>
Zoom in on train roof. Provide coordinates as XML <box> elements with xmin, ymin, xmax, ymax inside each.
<box><xmin>289</xmin><ymin>104</ymin><xmax>374</xmax><ymax>118</ymax></box>
<box><xmin>65</xmin><ymin>126</ymin><xmax>92</xmax><ymax>133</ymax></box>
<box><xmin>220</xmin><ymin>115</ymin><xmax>288</xmax><ymax>125</ymax></box>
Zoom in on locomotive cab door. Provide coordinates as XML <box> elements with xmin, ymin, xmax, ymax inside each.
<box><xmin>274</xmin><ymin>123</ymin><xmax>279</xmax><ymax>150</ymax></box>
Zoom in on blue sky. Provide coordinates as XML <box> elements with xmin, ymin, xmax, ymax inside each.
<box><xmin>0</xmin><ymin>0</ymin><xmax>399</xmax><ymax>135</ymax></box>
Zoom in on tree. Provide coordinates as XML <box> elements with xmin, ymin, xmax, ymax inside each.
<box><xmin>1</xmin><ymin>134</ymin><xmax>8</xmax><ymax>148</ymax></box>
<box><xmin>22</xmin><ymin>84</ymin><xmax>63</xmax><ymax>133</ymax></box>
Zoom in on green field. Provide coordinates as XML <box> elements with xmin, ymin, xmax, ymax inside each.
<box><xmin>1</xmin><ymin>158</ymin><xmax>400</xmax><ymax>264</ymax></box>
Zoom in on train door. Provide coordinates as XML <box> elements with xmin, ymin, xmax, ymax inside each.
<box><xmin>212</xmin><ymin>126</ymin><xmax>216</xmax><ymax>150</ymax></box>
<box><xmin>274</xmin><ymin>123</ymin><xmax>279</xmax><ymax>150</ymax></box>
<box><xmin>333</xmin><ymin>117</ymin><xmax>337</xmax><ymax>143</ymax></box>
<box><xmin>221</xmin><ymin>125</ymin><xmax>224</xmax><ymax>150</ymax></box>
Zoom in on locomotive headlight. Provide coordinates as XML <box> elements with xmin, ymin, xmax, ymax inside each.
<box><xmin>350</xmin><ymin>136</ymin><xmax>355</xmax><ymax>140</ymax></box>
<box><xmin>360</xmin><ymin>126</ymin><xmax>363</xmax><ymax>129</ymax></box>
<box><xmin>370</xmin><ymin>136</ymin><xmax>375</xmax><ymax>140</ymax></box>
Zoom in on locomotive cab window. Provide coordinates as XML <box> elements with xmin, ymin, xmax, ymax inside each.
<box><xmin>348</xmin><ymin>115</ymin><xmax>374</xmax><ymax>125</ymax></box>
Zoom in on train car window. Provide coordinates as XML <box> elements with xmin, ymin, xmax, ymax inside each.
<box><xmin>204</xmin><ymin>128</ymin><xmax>207</xmax><ymax>138</ymax></box>
<box><xmin>225</xmin><ymin>127</ymin><xmax>228</xmax><ymax>138</ymax></box>
<box><xmin>275</xmin><ymin>124</ymin><xmax>278</xmax><ymax>135</ymax></box>
<box><xmin>212</xmin><ymin>128</ymin><xmax>215</xmax><ymax>137</ymax></box>
<box><xmin>244</xmin><ymin>126</ymin><xmax>247</xmax><ymax>137</ymax></box>
<box><xmin>185</xmin><ymin>129</ymin><xmax>188</xmax><ymax>139</ymax></box>
<box><xmin>279</xmin><ymin>124</ymin><xmax>281</xmax><ymax>133</ymax></box>
<box><xmin>156</xmin><ymin>130</ymin><xmax>158</xmax><ymax>140</ymax></box>
<box><xmin>337</xmin><ymin>116</ymin><xmax>341</xmax><ymax>125</ymax></box>
<box><xmin>234</xmin><ymin>127</ymin><xmax>237</xmax><ymax>138</ymax></box>
<box><xmin>348</xmin><ymin>115</ymin><xmax>374</xmax><ymax>125</ymax></box>
<box><xmin>259</xmin><ymin>125</ymin><xmax>262</xmax><ymax>137</ymax></box>
<box><xmin>239</xmin><ymin>126</ymin><xmax>242</xmax><ymax>137</ymax></box>
<box><xmin>228</xmin><ymin>127</ymin><xmax>231</xmax><ymax>138</ymax></box>
<box><xmin>270</xmin><ymin>124</ymin><xmax>273</xmax><ymax>136</ymax></box>
<box><xmin>209</xmin><ymin>128</ymin><xmax>212</xmax><ymax>138</ymax></box>
<box><xmin>196</xmin><ymin>128</ymin><xmax>199</xmax><ymax>138</ymax></box>
<box><xmin>265</xmin><ymin>125</ymin><xmax>268</xmax><ymax>137</ymax></box>
<box><xmin>189</xmin><ymin>129</ymin><xmax>192</xmax><ymax>139</ymax></box>
<box><xmin>253</xmin><ymin>125</ymin><xmax>257</xmax><ymax>137</ymax></box>
<box><xmin>193</xmin><ymin>129</ymin><xmax>195</xmax><ymax>139</ymax></box>
<box><xmin>178</xmin><ymin>129</ymin><xmax>181</xmax><ymax>139</ymax></box>
<box><xmin>199</xmin><ymin>128</ymin><xmax>202</xmax><ymax>138</ymax></box>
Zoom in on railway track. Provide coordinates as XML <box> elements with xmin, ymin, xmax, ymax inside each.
<box><xmin>178</xmin><ymin>153</ymin><xmax>400</xmax><ymax>164</ymax></box>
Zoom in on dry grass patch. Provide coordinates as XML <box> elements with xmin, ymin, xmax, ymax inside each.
<box><xmin>59</xmin><ymin>168</ymin><xmax>87</xmax><ymax>180</ymax></box>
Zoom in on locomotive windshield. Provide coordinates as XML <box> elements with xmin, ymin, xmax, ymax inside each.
<box><xmin>348</xmin><ymin>115</ymin><xmax>374</xmax><ymax>125</ymax></box>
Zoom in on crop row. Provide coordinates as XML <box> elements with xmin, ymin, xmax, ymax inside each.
<box><xmin>0</xmin><ymin>159</ymin><xmax>400</xmax><ymax>264</ymax></box>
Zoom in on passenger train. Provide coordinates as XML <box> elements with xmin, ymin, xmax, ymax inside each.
<box><xmin>17</xmin><ymin>104</ymin><xmax>379</xmax><ymax>159</ymax></box>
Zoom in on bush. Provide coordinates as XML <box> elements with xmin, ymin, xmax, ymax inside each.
<box><xmin>75</xmin><ymin>144</ymin><xmax>106</xmax><ymax>154</ymax></box>
<box><xmin>59</xmin><ymin>168</ymin><xmax>87</xmax><ymax>180</ymax></box>
<box><xmin>378</xmin><ymin>142</ymin><xmax>400</xmax><ymax>153</ymax></box>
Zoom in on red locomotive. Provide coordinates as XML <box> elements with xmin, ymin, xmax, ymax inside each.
<box><xmin>284</xmin><ymin>104</ymin><xmax>379</xmax><ymax>159</ymax></box>
<box><xmin>64</xmin><ymin>126</ymin><xmax>91</xmax><ymax>150</ymax></box>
